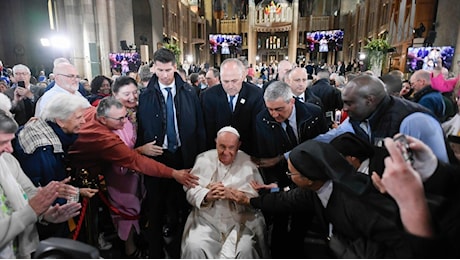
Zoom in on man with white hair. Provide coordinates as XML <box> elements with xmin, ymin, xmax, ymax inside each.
<box><xmin>181</xmin><ymin>126</ymin><xmax>268</xmax><ymax>258</ymax></box>
<box><xmin>35</xmin><ymin>62</ymin><xmax>89</xmax><ymax>116</ymax></box>
<box><xmin>4</xmin><ymin>64</ymin><xmax>44</xmax><ymax>125</ymax></box>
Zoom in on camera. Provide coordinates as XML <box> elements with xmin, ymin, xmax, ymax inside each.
<box><xmin>18</xmin><ymin>80</ymin><xmax>25</xmax><ymax>88</ymax></box>
<box><xmin>393</xmin><ymin>135</ymin><xmax>414</xmax><ymax>164</ymax></box>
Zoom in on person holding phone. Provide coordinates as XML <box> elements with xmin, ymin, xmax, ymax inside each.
<box><xmin>4</xmin><ymin>64</ymin><xmax>45</xmax><ymax>125</ymax></box>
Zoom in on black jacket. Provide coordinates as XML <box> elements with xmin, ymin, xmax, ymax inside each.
<box><xmin>310</xmin><ymin>78</ymin><xmax>343</xmax><ymax>113</ymax></box>
<box><xmin>137</xmin><ymin>72</ymin><xmax>206</xmax><ymax>168</ymax></box>
<box><xmin>255</xmin><ymin>100</ymin><xmax>328</xmax><ymax>186</ymax></box>
<box><xmin>200</xmin><ymin>81</ymin><xmax>265</xmax><ymax>156</ymax></box>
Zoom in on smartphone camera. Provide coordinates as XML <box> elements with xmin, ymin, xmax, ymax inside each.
<box><xmin>18</xmin><ymin>81</ymin><xmax>25</xmax><ymax>88</ymax></box>
<box><xmin>393</xmin><ymin>135</ymin><xmax>414</xmax><ymax>164</ymax></box>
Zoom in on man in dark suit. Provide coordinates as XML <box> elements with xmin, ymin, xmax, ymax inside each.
<box><xmin>137</xmin><ymin>48</ymin><xmax>206</xmax><ymax>258</ymax></box>
<box><xmin>254</xmin><ymin>81</ymin><xmax>328</xmax><ymax>258</ymax></box>
<box><xmin>310</xmin><ymin>69</ymin><xmax>343</xmax><ymax>125</ymax></box>
<box><xmin>285</xmin><ymin>67</ymin><xmax>323</xmax><ymax>109</ymax></box>
<box><xmin>5</xmin><ymin>64</ymin><xmax>44</xmax><ymax>125</ymax></box>
<box><xmin>336</xmin><ymin>60</ymin><xmax>346</xmax><ymax>76</ymax></box>
<box><xmin>201</xmin><ymin>58</ymin><xmax>265</xmax><ymax>156</ymax></box>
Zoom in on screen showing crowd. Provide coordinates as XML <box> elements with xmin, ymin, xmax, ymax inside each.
<box><xmin>306</xmin><ymin>29</ymin><xmax>344</xmax><ymax>53</ymax></box>
<box><xmin>209</xmin><ymin>34</ymin><xmax>243</xmax><ymax>55</ymax></box>
<box><xmin>406</xmin><ymin>46</ymin><xmax>455</xmax><ymax>72</ymax></box>
<box><xmin>109</xmin><ymin>52</ymin><xmax>142</xmax><ymax>74</ymax></box>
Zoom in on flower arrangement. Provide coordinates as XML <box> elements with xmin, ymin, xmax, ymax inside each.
<box><xmin>163</xmin><ymin>43</ymin><xmax>181</xmax><ymax>64</ymax></box>
<box><xmin>364</xmin><ymin>38</ymin><xmax>391</xmax><ymax>76</ymax></box>
<box><xmin>364</xmin><ymin>38</ymin><xmax>392</xmax><ymax>52</ymax></box>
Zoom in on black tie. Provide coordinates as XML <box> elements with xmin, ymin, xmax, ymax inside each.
<box><xmin>285</xmin><ymin>119</ymin><xmax>298</xmax><ymax>147</ymax></box>
<box><xmin>165</xmin><ymin>87</ymin><xmax>177</xmax><ymax>152</ymax></box>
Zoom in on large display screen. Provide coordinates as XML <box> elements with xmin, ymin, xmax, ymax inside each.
<box><xmin>306</xmin><ymin>29</ymin><xmax>344</xmax><ymax>52</ymax></box>
<box><xmin>209</xmin><ymin>34</ymin><xmax>243</xmax><ymax>55</ymax></box>
<box><xmin>109</xmin><ymin>52</ymin><xmax>142</xmax><ymax>74</ymax></box>
<box><xmin>406</xmin><ymin>46</ymin><xmax>455</xmax><ymax>72</ymax></box>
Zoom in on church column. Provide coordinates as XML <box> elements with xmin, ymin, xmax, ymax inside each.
<box><xmin>248</xmin><ymin>0</ymin><xmax>256</xmax><ymax>67</ymax></box>
<box><xmin>288</xmin><ymin>0</ymin><xmax>299</xmax><ymax>63</ymax></box>
<box><xmin>454</xmin><ymin>24</ymin><xmax>460</xmax><ymax>74</ymax></box>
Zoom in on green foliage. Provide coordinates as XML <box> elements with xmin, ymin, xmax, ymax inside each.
<box><xmin>163</xmin><ymin>43</ymin><xmax>181</xmax><ymax>56</ymax></box>
<box><xmin>364</xmin><ymin>38</ymin><xmax>391</xmax><ymax>52</ymax></box>
<box><xmin>163</xmin><ymin>43</ymin><xmax>182</xmax><ymax>65</ymax></box>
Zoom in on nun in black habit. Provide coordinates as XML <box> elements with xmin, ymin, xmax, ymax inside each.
<box><xmin>284</xmin><ymin>139</ymin><xmax>418</xmax><ymax>258</ymax></box>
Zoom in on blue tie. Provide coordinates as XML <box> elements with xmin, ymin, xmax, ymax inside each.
<box><xmin>165</xmin><ymin>87</ymin><xmax>177</xmax><ymax>152</ymax></box>
<box><xmin>229</xmin><ymin>95</ymin><xmax>235</xmax><ymax>112</ymax></box>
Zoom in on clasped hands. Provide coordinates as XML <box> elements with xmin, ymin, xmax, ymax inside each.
<box><xmin>205</xmin><ymin>181</ymin><xmax>277</xmax><ymax>206</ymax></box>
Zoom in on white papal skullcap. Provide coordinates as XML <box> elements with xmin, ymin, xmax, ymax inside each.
<box><xmin>217</xmin><ymin>126</ymin><xmax>240</xmax><ymax>138</ymax></box>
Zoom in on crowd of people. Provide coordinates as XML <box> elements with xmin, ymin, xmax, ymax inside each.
<box><xmin>1</xmin><ymin>48</ymin><xmax>460</xmax><ymax>259</ymax></box>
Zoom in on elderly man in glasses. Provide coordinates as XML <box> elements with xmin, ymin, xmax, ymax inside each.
<box><xmin>35</xmin><ymin>62</ymin><xmax>89</xmax><ymax>117</ymax></box>
<box><xmin>67</xmin><ymin>96</ymin><xmax>199</xmax><ymax>250</ymax></box>
<box><xmin>4</xmin><ymin>64</ymin><xmax>45</xmax><ymax>125</ymax></box>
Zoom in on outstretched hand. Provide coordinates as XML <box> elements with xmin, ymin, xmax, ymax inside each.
<box><xmin>225</xmin><ymin>188</ymin><xmax>250</xmax><ymax>205</ymax></box>
<box><xmin>173</xmin><ymin>169</ymin><xmax>199</xmax><ymax>188</ymax></box>
<box><xmin>250</xmin><ymin>180</ymin><xmax>278</xmax><ymax>191</ymax></box>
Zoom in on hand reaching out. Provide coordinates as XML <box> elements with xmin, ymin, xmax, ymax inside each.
<box><xmin>80</xmin><ymin>188</ymin><xmax>99</xmax><ymax>198</ymax></box>
<box><xmin>225</xmin><ymin>188</ymin><xmax>250</xmax><ymax>205</ymax></box>
<box><xmin>250</xmin><ymin>180</ymin><xmax>278</xmax><ymax>191</ymax></box>
<box><xmin>173</xmin><ymin>169</ymin><xmax>199</xmax><ymax>188</ymax></box>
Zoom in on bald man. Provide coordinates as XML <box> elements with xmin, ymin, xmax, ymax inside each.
<box><xmin>262</xmin><ymin>60</ymin><xmax>292</xmax><ymax>92</ymax></box>
<box><xmin>314</xmin><ymin>74</ymin><xmax>451</xmax><ymax>163</ymax></box>
<box><xmin>409</xmin><ymin>69</ymin><xmax>445</xmax><ymax>120</ymax></box>
<box><xmin>285</xmin><ymin>67</ymin><xmax>323</xmax><ymax>108</ymax></box>
<box><xmin>36</xmin><ymin>62</ymin><xmax>89</xmax><ymax>116</ymax></box>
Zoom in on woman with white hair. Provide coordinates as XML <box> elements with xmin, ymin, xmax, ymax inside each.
<box><xmin>12</xmin><ymin>93</ymin><xmax>98</xmax><ymax>239</ymax></box>
<box><xmin>0</xmin><ymin>93</ymin><xmax>12</xmax><ymax>115</ymax></box>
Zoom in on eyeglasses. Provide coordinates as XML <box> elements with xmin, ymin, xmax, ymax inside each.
<box><xmin>105</xmin><ymin>113</ymin><xmax>129</xmax><ymax>122</ymax></box>
<box><xmin>409</xmin><ymin>79</ymin><xmax>420</xmax><ymax>86</ymax></box>
<box><xmin>285</xmin><ymin>171</ymin><xmax>300</xmax><ymax>178</ymax></box>
<box><xmin>57</xmin><ymin>73</ymin><xmax>81</xmax><ymax>80</ymax></box>
<box><xmin>14</xmin><ymin>72</ymin><xmax>29</xmax><ymax>76</ymax></box>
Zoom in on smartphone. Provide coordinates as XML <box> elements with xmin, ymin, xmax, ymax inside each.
<box><xmin>17</xmin><ymin>81</ymin><xmax>25</xmax><ymax>88</ymax></box>
<box><xmin>393</xmin><ymin>135</ymin><xmax>413</xmax><ymax>163</ymax></box>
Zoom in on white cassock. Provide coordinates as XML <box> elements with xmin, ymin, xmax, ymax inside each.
<box><xmin>181</xmin><ymin>150</ymin><xmax>269</xmax><ymax>259</ymax></box>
